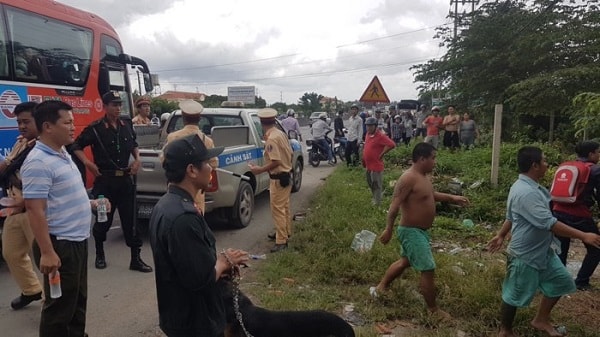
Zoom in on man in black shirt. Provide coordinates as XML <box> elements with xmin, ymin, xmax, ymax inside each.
<box><xmin>149</xmin><ymin>134</ymin><xmax>248</xmax><ymax>337</ymax></box>
<box><xmin>72</xmin><ymin>91</ymin><xmax>152</xmax><ymax>272</ymax></box>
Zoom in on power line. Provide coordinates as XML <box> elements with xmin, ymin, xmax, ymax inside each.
<box><xmin>162</xmin><ymin>56</ymin><xmax>437</xmax><ymax>86</ymax></box>
<box><xmin>153</xmin><ymin>23</ymin><xmax>451</xmax><ymax>73</ymax></box>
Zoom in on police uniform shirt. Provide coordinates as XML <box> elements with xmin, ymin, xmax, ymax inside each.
<box><xmin>165</xmin><ymin>125</ymin><xmax>218</xmax><ymax>169</ymax></box>
<box><xmin>264</xmin><ymin>128</ymin><xmax>292</xmax><ymax>174</ymax></box>
<box><xmin>73</xmin><ymin>116</ymin><xmax>138</xmax><ymax>171</ymax></box>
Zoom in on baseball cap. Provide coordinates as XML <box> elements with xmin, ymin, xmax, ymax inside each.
<box><xmin>163</xmin><ymin>134</ymin><xmax>224</xmax><ymax>171</ymax></box>
<box><xmin>102</xmin><ymin>91</ymin><xmax>123</xmax><ymax>105</ymax></box>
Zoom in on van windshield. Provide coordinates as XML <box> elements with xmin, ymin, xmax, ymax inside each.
<box><xmin>167</xmin><ymin>114</ymin><xmax>243</xmax><ymax>135</ymax></box>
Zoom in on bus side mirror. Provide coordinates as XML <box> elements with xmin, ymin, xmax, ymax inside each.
<box><xmin>143</xmin><ymin>73</ymin><xmax>153</xmax><ymax>93</ymax></box>
<box><xmin>98</xmin><ymin>65</ymin><xmax>110</xmax><ymax>94</ymax></box>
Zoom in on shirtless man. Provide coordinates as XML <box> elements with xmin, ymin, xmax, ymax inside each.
<box><xmin>369</xmin><ymin>142</ymin><xmax>469</xmax><ymax>317</ymax></box>
<box><xmin>442</xmin><ymin>105</ymin><xmax>460</xmax><ymax>151</ymax></box>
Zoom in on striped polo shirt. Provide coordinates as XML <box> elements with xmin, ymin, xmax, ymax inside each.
<box><xmin>22</xmin><ymin>141</ymin><xmax>91</xmax><ymax>241</ymax></box>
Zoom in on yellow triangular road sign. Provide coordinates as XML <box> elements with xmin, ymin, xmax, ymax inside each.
<box><xmin>359</xmin><ymin>76</ymin><xmax>390</xmax><ymax>103</ymax></box>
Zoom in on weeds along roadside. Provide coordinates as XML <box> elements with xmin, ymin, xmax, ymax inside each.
<box><xmin>245</xmin><ymin>143</ymin><xmax>599</xmax><ymax>337</ymax></box>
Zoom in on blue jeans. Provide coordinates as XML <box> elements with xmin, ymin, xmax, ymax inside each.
<box><xmin>315</xmin><ymin>138</ymin><xmax>333</xmax><ymax>161</ymax></box>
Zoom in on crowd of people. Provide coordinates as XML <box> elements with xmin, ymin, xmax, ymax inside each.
<box><xmin>327</xmin><ymin>103</ymin><xmax>598</xmax><ymax>336</ymax></box>
<box><xmin>330</xmin><ymin>103</ymin><xmax>479</xmax><ymax>152</ymax></box>
<box><xmin>0</xmin><ymin>98</ymin><xmax>599</xmax><ymax>337</ymax></box>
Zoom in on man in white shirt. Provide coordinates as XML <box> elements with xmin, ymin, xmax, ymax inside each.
<box><xmin>345</xmin><ymin>105</ymin><xmax>364</xmax><ymax>167</ymax></box>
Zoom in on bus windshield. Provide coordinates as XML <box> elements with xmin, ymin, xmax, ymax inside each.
<box><xmin>4</xmin><ymin>7</ymin><xmax>93</xmax><ymax>86</ymax></box>
<box><xmin>0</xmin><ymin>0</ymin><xmax>153</xmax><ymax>170</ymax></box>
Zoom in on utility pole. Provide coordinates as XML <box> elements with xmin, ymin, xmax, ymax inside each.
<box><xmin>449</xmin><ymin>0</ymin><xmax>480</xmax><ymax>40</ymax></box>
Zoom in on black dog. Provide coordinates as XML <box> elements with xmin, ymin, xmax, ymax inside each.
<box><xmin>219</xmin><ymin>279</ymin><xmax>355</xmax><ymax>337</ymax></box>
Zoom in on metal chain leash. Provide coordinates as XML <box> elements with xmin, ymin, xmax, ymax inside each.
<box><xmin>221</xmin><ymin>250</ymin><xmax>254</xmax><ymax>337</ymax></box>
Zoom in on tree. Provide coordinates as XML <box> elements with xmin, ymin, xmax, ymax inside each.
<box><xmin>150</xmin><ymin>98</ymin><xmax>179</xmax><ymax>116</ymax></box>
<box><xmin>270</xmin><ymin>102</ymin><xmax>288</xmax><ymax>113</ymax></box>
<box><xmin>571</xmin><ymin>92</ymin><xmax>600</xmax><ymax>140</ymax></box>
<box><xmin>412</xmin><ymin>0</ymin><xmax>600</xmax><ymax>143</ymax></box>
<box><xmin>203</xmin><ymin>94</ymin><xmax>228</xmax><ymax>108</ymax></box>
<box><xmin>299</xmin><ymin>92</ymin><xmax>324</xmax><ymax>113</ymax></box>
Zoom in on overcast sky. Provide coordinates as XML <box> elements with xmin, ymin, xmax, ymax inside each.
<box><xmin>60</xmin><ymin>0</ymin><xmax>460</xmax><ymax>105</ymax></box>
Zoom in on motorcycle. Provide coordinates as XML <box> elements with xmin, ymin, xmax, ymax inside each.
<box><xmin>306</xmin><ymin>131</ymin><xmax>338</xmax><ymax>167</ymax></box>
<box><xmin>333</xmin><ymin>128</ymin><xmax>348</xmax><ymax>162</ymax></box>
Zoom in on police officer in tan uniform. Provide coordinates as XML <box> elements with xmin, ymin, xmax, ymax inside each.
<box><xmin>0</xmin><ymin>102</ymin><xmax>43</xmax><ymax>310</ymax></box>
<box><xmin>163</xmin><ymin>100</ymin><xmax>218</xmax><ymax>214</ymax></box>
<box><xmin>249</xmin><ymin>108</ymin><xmax>293</xmax><ymax>252</ymax></box>
<box><xmin>132</xmin><ymin>96</ymin><xmax>152</xmax><ymax>125</ymax></box>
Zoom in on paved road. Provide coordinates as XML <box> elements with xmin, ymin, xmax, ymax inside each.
<box><xmin>0</xmin><ymin>125</ymin><xmax>336</xmax><ymax>337</ymax></box>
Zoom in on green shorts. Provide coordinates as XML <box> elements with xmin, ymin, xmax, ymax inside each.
<box><xmin>502</xmin><ymin>253</ymin><xmax>576</xmax><ymax>308</ymax></box>
<box><xmin>396</xmin><ymin>226</ymin><xmax>436</xmax><ymax>271</ymax></box>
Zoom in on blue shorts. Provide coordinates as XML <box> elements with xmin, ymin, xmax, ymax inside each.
<box><xmin>396</xmin><ymin>226</ymin><xmax>436</xmax><ymax>271</ymax></box>
<box><xmin>502</xmin><ymin>253</ymin><xmax>576</xmax><ymax>307</ymax></box>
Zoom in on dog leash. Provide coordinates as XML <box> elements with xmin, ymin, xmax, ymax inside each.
<box><xmin>221</xmin><ymin>250</ymin><xmax>254</xmax><ymax>337</ymax></box>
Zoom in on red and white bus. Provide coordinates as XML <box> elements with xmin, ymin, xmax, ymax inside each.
<box><xmin>0</xmin><ymin>0</ymin><xmax>152</xmax><ymax>167</ymax></box>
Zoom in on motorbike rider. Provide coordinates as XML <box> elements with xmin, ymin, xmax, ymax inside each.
<box><xmin>311</xmin><ymin>113</ymin><xmax>335</xmax><ymax>166</ymax></box>
<box><xmin>281</xmin><ymin>109</ymin><xmax>302</xmax><ymax>141</ymax></box>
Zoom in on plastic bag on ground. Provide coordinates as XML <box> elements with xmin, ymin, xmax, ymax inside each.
<box><xmin>351</xmin><ymin>230</ymin><xmax>377</xmax><ymax>252</ymax></box>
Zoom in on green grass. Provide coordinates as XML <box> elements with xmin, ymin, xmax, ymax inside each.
<box><xmin>242</xmin><ymin>144</ymin><xmax>600</xmax><ymax>337</ymax></box>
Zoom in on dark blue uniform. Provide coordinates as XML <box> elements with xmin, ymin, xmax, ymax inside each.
<box><xmin>72</xmin><ymin>115</ymin><xmax>151</xmax><ymax>272</ymax></box>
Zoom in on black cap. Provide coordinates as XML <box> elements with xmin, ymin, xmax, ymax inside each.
<box><xmin>102</xmin><ymin>91</ymin><xmax>123</xmax><ymax>104</ymax></box>
<box><xmin>163</xmin><ymin>134</ymin><xmax>224</xmax><ymax>171</ymax></box>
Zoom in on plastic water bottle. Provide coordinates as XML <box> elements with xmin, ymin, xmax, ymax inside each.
<box><xmin>0</xmin><ymin>197</ymin><xmax>17</xmax><ymax>217</ymax></box>
<box><xmin>49</xmin><ymin>271</ymin><xmax>62</xmax><ymax>299</ymax></box>
<box><xmin>0</xmin><ymin>197</ymin><xmax>16</xmax><ymax>207</ymax></box>
<box><xmin>97</xmin><ymin>195</ymin><xmax>108</xmax><ymax>223</ymax></box>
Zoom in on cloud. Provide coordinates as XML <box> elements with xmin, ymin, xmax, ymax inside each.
<box><xmin>59</xmin><ymin>0</ymin><xmax>453</xmax><ymax>104</ymax></box>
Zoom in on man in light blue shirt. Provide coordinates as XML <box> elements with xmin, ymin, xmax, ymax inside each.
<box><xmin>487</xmin><ymin>146</ymin><xmax>600</xmax><ymax>337</ymax></box>
<box><xmin>22</xmin><ymin>100</ymin><xmax>107</xmax><ymax>337</ymax></box>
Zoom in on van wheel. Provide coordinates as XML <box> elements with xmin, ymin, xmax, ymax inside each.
<box><xmin>228</xmin><ymin>181</ymin><xmax>254</xmax><ymax>228</ymax></box>
<box><xmin>291</xmin><ymin>160</ymin><xmax>303</xmax><ymax>193</ymax></box>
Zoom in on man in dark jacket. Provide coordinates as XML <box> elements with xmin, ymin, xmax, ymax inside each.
<box><xmin>149</xmin><ymin>134</ymin><xmax>249</xmax><ymax>337</ymax></box>
<box><xmin>72</xmin><ymin>91</ymin><xmax>152</xmax><ymax>272</ymax></box>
